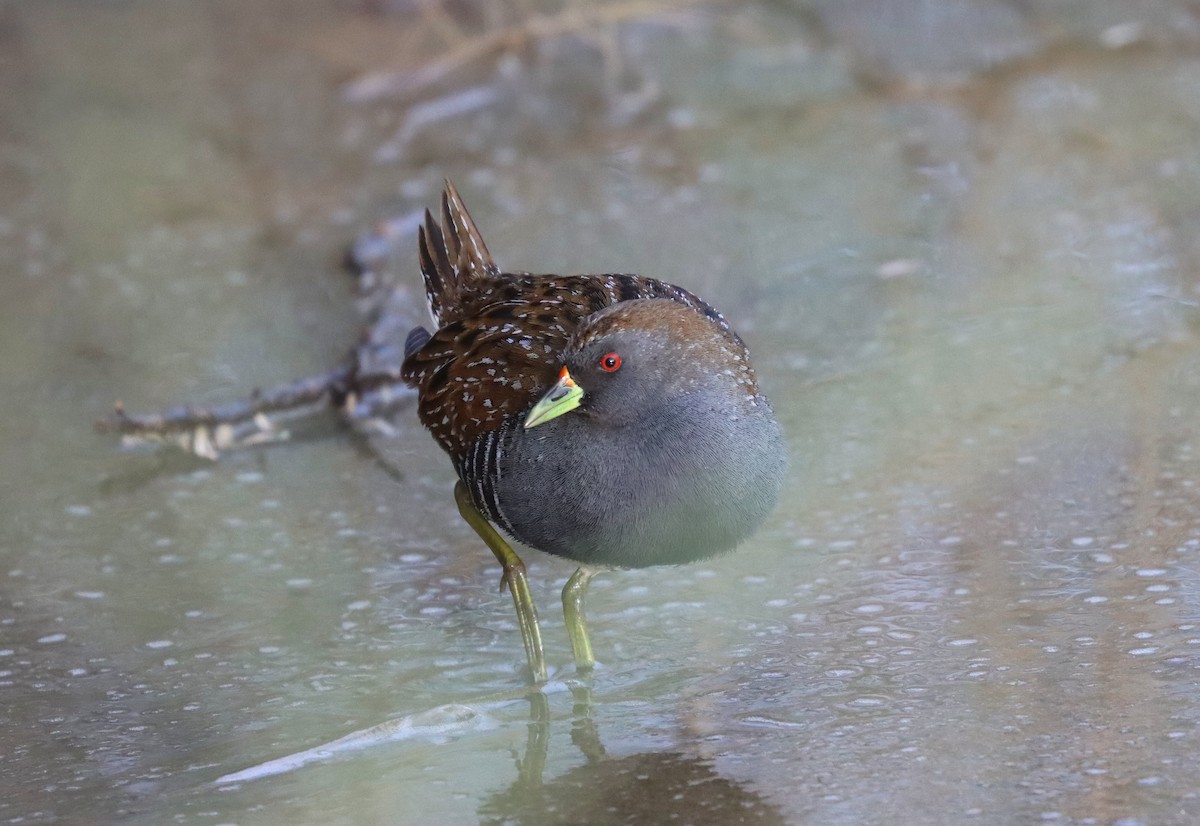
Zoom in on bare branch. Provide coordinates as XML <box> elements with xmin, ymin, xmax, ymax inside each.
<box><xmin>342</xmin><ymin>0</ymin><xmax>714</xmax><ymax>104</ymax></box>
<box><xmin>95</xmin><ymin>220</ymin><xmax>421</xmax><ymax>460</ymax></box>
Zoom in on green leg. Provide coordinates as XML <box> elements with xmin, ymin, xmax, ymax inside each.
<box><xmin>454</xmin><ymin>481</ymin><xmax>547</xmax><ymax>683</ymax></box>
<box><xmin>562</xmin><ymin>566</ymin><xmax>598</xmax><ymax>671</ymax></box>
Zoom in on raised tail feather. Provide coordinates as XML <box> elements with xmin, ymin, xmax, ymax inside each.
<box><xmin>418</xmin><ymin>180</ymin><xmax>499</xmax><ymax>327</ymax></box>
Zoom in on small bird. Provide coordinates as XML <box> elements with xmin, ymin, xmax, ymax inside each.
<box><xmin>402</xmin><ymin>182</ymin><xmax>786</xmax><ymax>681</ymax></box>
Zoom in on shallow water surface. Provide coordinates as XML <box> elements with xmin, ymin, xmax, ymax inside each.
<box><xmin>3</xmin><ymin>2</ymin><xmax>1200</xmax><ymax>824</ymax></box>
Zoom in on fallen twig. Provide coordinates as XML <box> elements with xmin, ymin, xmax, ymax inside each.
<box><xmin>95</xmin><ymin>221</ymin><xmax>421</xmax><ymax>459</ymax></box>
<box><xmin>342</xmin><ymin>0</ymin><xmax>712</xmax><ymax>104</ymax></box>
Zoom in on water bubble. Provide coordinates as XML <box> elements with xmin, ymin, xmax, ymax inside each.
<box><xmin>846</xmin><ymin>696</ymin><xmax>887</xmax><ymax>708</ymax></box>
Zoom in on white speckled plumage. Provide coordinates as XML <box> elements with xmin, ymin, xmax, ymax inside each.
<box><xmin>402</xmin><ymin>182</ymin><xmax>785</xmax><ymax>569</ymax></box>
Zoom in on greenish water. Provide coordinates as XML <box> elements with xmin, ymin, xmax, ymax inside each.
<box><xmin>4</xmin><ymin>2</ymin><xmax>1200</xmax><ymax>824</ymax></box>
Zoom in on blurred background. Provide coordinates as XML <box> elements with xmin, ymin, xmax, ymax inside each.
<box><xmin>3</xmin><ymin>1</ymin><xmax>1200</xmax><ymax>823</ymax></box>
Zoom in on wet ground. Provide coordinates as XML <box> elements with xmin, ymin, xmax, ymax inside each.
<box><xmin>4</xmin><ymin>1</ymin><xmax>1200</xmax><ymax>823</ymax></box>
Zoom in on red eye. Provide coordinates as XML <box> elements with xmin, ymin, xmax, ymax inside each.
<box><xmin>599</xmin><ymin>352</ymin><xmax>622</xmax><ymax>372</ymax></box>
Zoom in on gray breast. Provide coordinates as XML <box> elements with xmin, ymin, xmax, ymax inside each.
<box><xmin>491</xmin><ymin>392</ymin><xmax>787</xmax><ymax>568</ymax></box>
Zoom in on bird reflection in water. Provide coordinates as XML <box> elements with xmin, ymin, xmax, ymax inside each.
<box><xmin>479</xmin><ymin>687</ymin><xmax>786</xmax><ymax>826</ymax></box>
